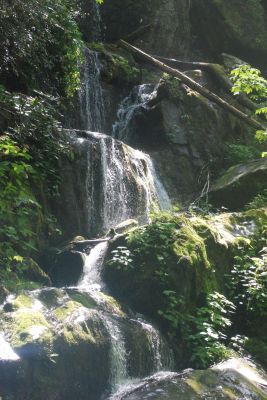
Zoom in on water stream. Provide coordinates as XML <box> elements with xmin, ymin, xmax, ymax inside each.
<box><xmin>0</xmin><ymin>15</ymin><xmax>173</xmax><ymax>399</ymax></box>
<box><xmin>58</xmin><ymin>130</ymin><xmax>170</xmax><ymax>238</ymax></box>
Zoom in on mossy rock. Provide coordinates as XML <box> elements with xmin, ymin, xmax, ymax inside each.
<box><xmin>210</xmin><ymin>158</ymin><xmax>267</xmax><ymax>210</ymax></box>
<box><xmin>89</xmin><ymin>43</ymin><xmax>140</xmax><ymax>86</ymax></box>
<box><xmin>120</xmin><ymin>358</ymin><xmax>267</xmax><ymax>399</ymax></box>
<box><xmin>104</xmin><ymin>209</ymin><xmax>266</xmax><ymax>348</ymax></box>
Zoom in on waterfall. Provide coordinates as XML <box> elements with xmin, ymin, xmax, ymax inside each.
<box><xmin>112</xmin><ymin>84</ymin><xmax>157</xmax><ymax>144</ymax></box>
<box><xmin>59</xmin><ymin>130</ymin><xmax>170</xmax><ymax>237</ymax></box>
<box><xmin>79</xmin><ymin>47</ymin><xmax>106</xmax><ymax>132</ymax></box>
<box><xmin>78</xmin><ymin>241</ymin><xmax>109</xmax><ymax>290</ymax></box>
<box><xmin>65</xmin><ymin>47</ymin><xmax>106</xmax><ymax>132</ymax></box>
<box><xmin>75</xmin><ymin>241</ymin><xmax>173</xmax><ymax>396</ymax></box>
<box><xmin>0</xmin><ymin>334</ymin><xmax>20</xmax><ymax>361</ymax></box>
<box><xmin>101</xmin><ymin>316</ymin><xmax>128</xmax><ymax>391</ymax></box>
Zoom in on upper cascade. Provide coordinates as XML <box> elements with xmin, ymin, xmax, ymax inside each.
<box><xmin>57</xmin><ymin>130</ymin><xmax>170</xmax><ymax>239</ymax></box>
<box><xmin>112</xmin><ymin>84</ymin><xmax>157</xmax><ymax>145</ymax></box>
<box><xmin>66</xmin><ymin>47</ymin><xmax>106</xmax><ymax>133</ymax></box>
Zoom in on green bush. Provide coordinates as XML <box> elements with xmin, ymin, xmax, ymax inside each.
<box><xmin>224</xmin><ymin>143</ymin><xmax>260</xmax><ymax>166</ymax></box>
<box><xmin>0</xmin><ymin>0</ymin><xmax>83</xmax><ymax>96</ymax></box>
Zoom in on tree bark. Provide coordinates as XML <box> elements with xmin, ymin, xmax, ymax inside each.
<box><xmin>118</xmin><ymin>40</ymin><xmax>266</xmax><ymax>131</ymax></box>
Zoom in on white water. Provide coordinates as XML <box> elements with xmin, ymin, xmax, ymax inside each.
<box><xmin>112</xmin><ymin>84</ymin><xmax>157</xmax><ymax>143</ymax></box>
<box><xmin>137</xmin><ymin>320</ymin><xmax>163</xmax><ymax>371</ymax></box>
<box><xmin>78</xmin><ymin>241</ymin><xmax>109</xmax><ymax>290</ymax></box>
<box><xmin>0</xmin><ymin>333</ymin><xmax>20</xmax><ymax>361</ymax></box>
<box><xmin>66</xmin><ymin>130</ymin><xmax>171</xmax><ymax>235</ymax></box>
<box><xmin>78</xmin><ymin>47</ymin><xmax>106</xmax><ymax>132</ymax></box>
<box><xmin>101</xmin><ymin>316</ymin><xmax>128</xmax><ymax>391</ymax></box>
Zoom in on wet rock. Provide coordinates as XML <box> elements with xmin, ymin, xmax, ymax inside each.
<box><xmin>113</xmin><ymin>358</ymin><xmax>267</xmax><ymax>400</ymax></box>
<box><xmin>210</xmin><ymin>158</ymin><xmax>267</xmax><ymax>210</ymax></box>
<box><xmin>114</xmin><ymin>219</ymin><xmax>138</xmax><ymax>235</ymax></box>
<box><xmin>22</xmin><ymin>258</ymin><xmax>51</xmax><ymax>286</ymax></box>
<box><xmin>0</xmin><ymin>288</ymin><xmax>172</xmax><ymax>400</ymax></box>
<box><xmin>51</xmin><ymin>249</ymin><xmax>84</xmax><ymax>287</ymax></box>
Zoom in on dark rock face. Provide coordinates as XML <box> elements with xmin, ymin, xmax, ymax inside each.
<box><xmin>101</xmin><ymin>0</ymin><xmax>267</xmax><ymax>64</ymax></box>
<box><xmin>190</xmin><ymin>0</ymin><xmax>267</xmax><ymax>66</ymax></box>
<box><xmin>111</xmin><ymin>74</ymin><xmax>254</xmax><ymax>203</ymax></box>
<box><xmin>101</xmin><ymin>0</ymin><xmax>191</xmax><ymax>57</ymax></box>
<box><xmin>51</xmin><ymin>249</ymin><xmax>84</xmax><ymax>287</ymax></box>
<box><xmin>210</xmin><ymin>158</ymin><xmax>267</xmax><ymax>210</ymax></box>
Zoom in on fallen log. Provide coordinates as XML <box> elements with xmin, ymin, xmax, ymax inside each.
<box><xmin>153</xmin><ymin>56</ymin><xmax>257</xmax><ymax>112</ymax></box>
<box><xmin>118</xmin><ymin>40</ymin><xmax>266</xmax><ymax>131</ymax></box>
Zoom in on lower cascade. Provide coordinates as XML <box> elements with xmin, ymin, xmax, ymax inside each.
<box><xmin>0</xmin><ymin>239</ymin><xmax>174</xmax><ymax>399</ymax></box>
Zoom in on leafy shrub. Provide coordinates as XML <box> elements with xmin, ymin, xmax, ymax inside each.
<box><xmin>228</xmin><ymin>246</ymin><xmax>267</xmax><ymax>316</ymax></box>
<box><xmin>0</xmin><ymin>0</ymin><xmax>83</xmax><ymax>96</ymax></box>
<box><xmin>188</xmin><ymin>292</ymin><xmax>235</xmax><ymax>368</ymax></box>
<box><xmin>108</xmin><ymin>246</ymin><xmax>134</xmax><ymax>270</ymax></box>
<box><xmin>245</xmin><ymin>189</ymin><xmax>267</xmax><ymax>209</ymax></box>
<box><xmin>224</xmin><ymin>143</ymin><xmax>260</xmax><ymax>166</ymax></box>
<box><xmin>231</xmin><ymin>65</ymin><xmax>267</xmax><ymax>151</ymax></box>
<box><xmin>0</xmin><ymin>137</ymin><xmax>40</xmax><ymax>259</ymax></box>
<box><xmin>0</xmin><ymin>86</ymin><xmax>67</xmax><ymax>193</ymax></box>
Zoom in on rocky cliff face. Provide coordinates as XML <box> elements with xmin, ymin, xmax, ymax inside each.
<box><xmin>101</xmin><ymin>0</ymin><xmax>267</xmax><ymax>64</ymax></box>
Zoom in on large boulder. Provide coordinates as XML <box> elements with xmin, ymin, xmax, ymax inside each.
<box><xmin>0</xmin><ymin>288</ymin><xmax>173</xmax><ymax>400</ymax></box>
<box><xmin>113</xmin><ymin>358</ymin><xmax>267</xmax><ymax>399</ymax></box>
<box><xmin>210</xmin><ymin>158</ymin><xmax>267</xmax><ymax>210</ymax></box>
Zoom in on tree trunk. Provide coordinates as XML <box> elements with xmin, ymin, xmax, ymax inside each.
<box><xmin>118</xmin><ymin>40</ymin><xmax>266</xmax><ymax>131</ymax></box>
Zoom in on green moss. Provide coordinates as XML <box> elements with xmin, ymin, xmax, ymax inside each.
<box><xmin>0</xmin><ymin>268</ymin><xmax>42</xmax><ymax>293</ymax></box>
<box><xmin>53</xmin><ymin>300</ymin><xmax>82</xmax><ymax>321</ymax></box>
<box><xmin>173</xmin><ymin>217</ymin><xmax>211</xmax><ymax>269</ymax></box>
<box><xmin>89</xmin><ymin>43</ymin><xmax>140</xmax><ymax>85</ymax></box>
<box><xmin>67</xmin><ymin>292</ymin><xmax>97</xmax><ymax>309</ymax></box>
<box><xmin>98</xmin><ymin>293</ymin><xmax>125</xmax><ymax>317</ymax></box>
<box><xmin>88</xmin><ymin>41</ymin><xmax>105</xmax><ymax>52</ymax></box>
<box><xmin>160</xmin><ymin>74</ymin><xmax>182</xmax><ymax>102</ymax></box>
<box><xmin>8</xmin><ymin>310</ymin><xmax>52</xmax><ymax>347</ymax></box>
<box><xmin>12</xmin><ymin>293</ymin><xmax>33</xmax><ymax>309</ymax></box>
<box><xmin>62</xmin><ymin>324</ymin><xmax>95</xmax><ymax>345</ymax></box>
<box><xmin>38</xmin><ymin>288</ymin><xmax>62</xmax><ymax>308</ymax></box>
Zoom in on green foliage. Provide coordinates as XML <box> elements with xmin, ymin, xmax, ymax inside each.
<box><xmin>0</xmin><ymin>0</ymin><xmax>83</xmax><ymax>96</ymax></box>
<box><xmin>158</xmin><ymin>290</ymin><xmax>188</xmax><ymax>330</ymax></box>
<box><xmin>0</xmin><ymin>136</ymin><xmax>40</xmax><ymax>259</ymax></box>
<box><xmin>159</xmin><ymin>290</ymin><xmax>235</xmax><ymax>368</ymax></box>
<box><xmin>231</xmin><ymin>65</ymin><xmax>267</xmax><ymax>150</ymax></box>
<box><xmin>224</xmin><ymin>143</ymin><xmax>260</xmax><ymax>166</ymax></box>
<box><xmin>245</xmin><ymin>189</ymin><xmax>267</xmax><ymax>209</ymax></box>
<box><xmin>228</xmin><ymin>246</ymin><xmax>267</xmax><ymax>315</ymax></box>
<box><xmin>231</xmin><ymin>65</ymin><xmax>267</xmax><ymax>100</ymax></box>
<box><xmin>112</xmin><ymin>55</ymin><xmax>140</xmax><ymax>84</ymax></box>
<box><xmin>188</xmin><ymin>292</ymin><xmax>235</xmax><ymax>368</ymax></box>
<box><xmin>108</xmin><ymin>247</ymin><xmax>134</xmax><ymax>270</ymax></box>
<box><xmin>0</xmin><ymin>86</ymin><xmax>67</xmax><ymax>193</ymax></box>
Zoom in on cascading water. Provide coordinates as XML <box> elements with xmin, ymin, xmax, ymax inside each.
<box><xmin>66</xmin><ymin>47</ymin><xmax>106</xmax><ymax>132</ymax></box>
<box><xmin>57</xmin><ymin>130</ymin><xmax>170</xmax><ymax>238</ymax></box>
<box><xmin>78</xmin><ymin>47</ymin><xmax>106</xmax><ymax>132</ymax></box>
<box><xmin>0</xmin><ymin>14</ymin><xmax>173</xmax><ymax>400</ymax></box>
<box><xmin>76</xmin><ymin>241</ymin><xmax>173</xmax><ymax>396</ymax></box>
<box><xmin>112</xmin><ymin>84</ymin><xmax>157</xmax><ymax>144</ymax></box>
